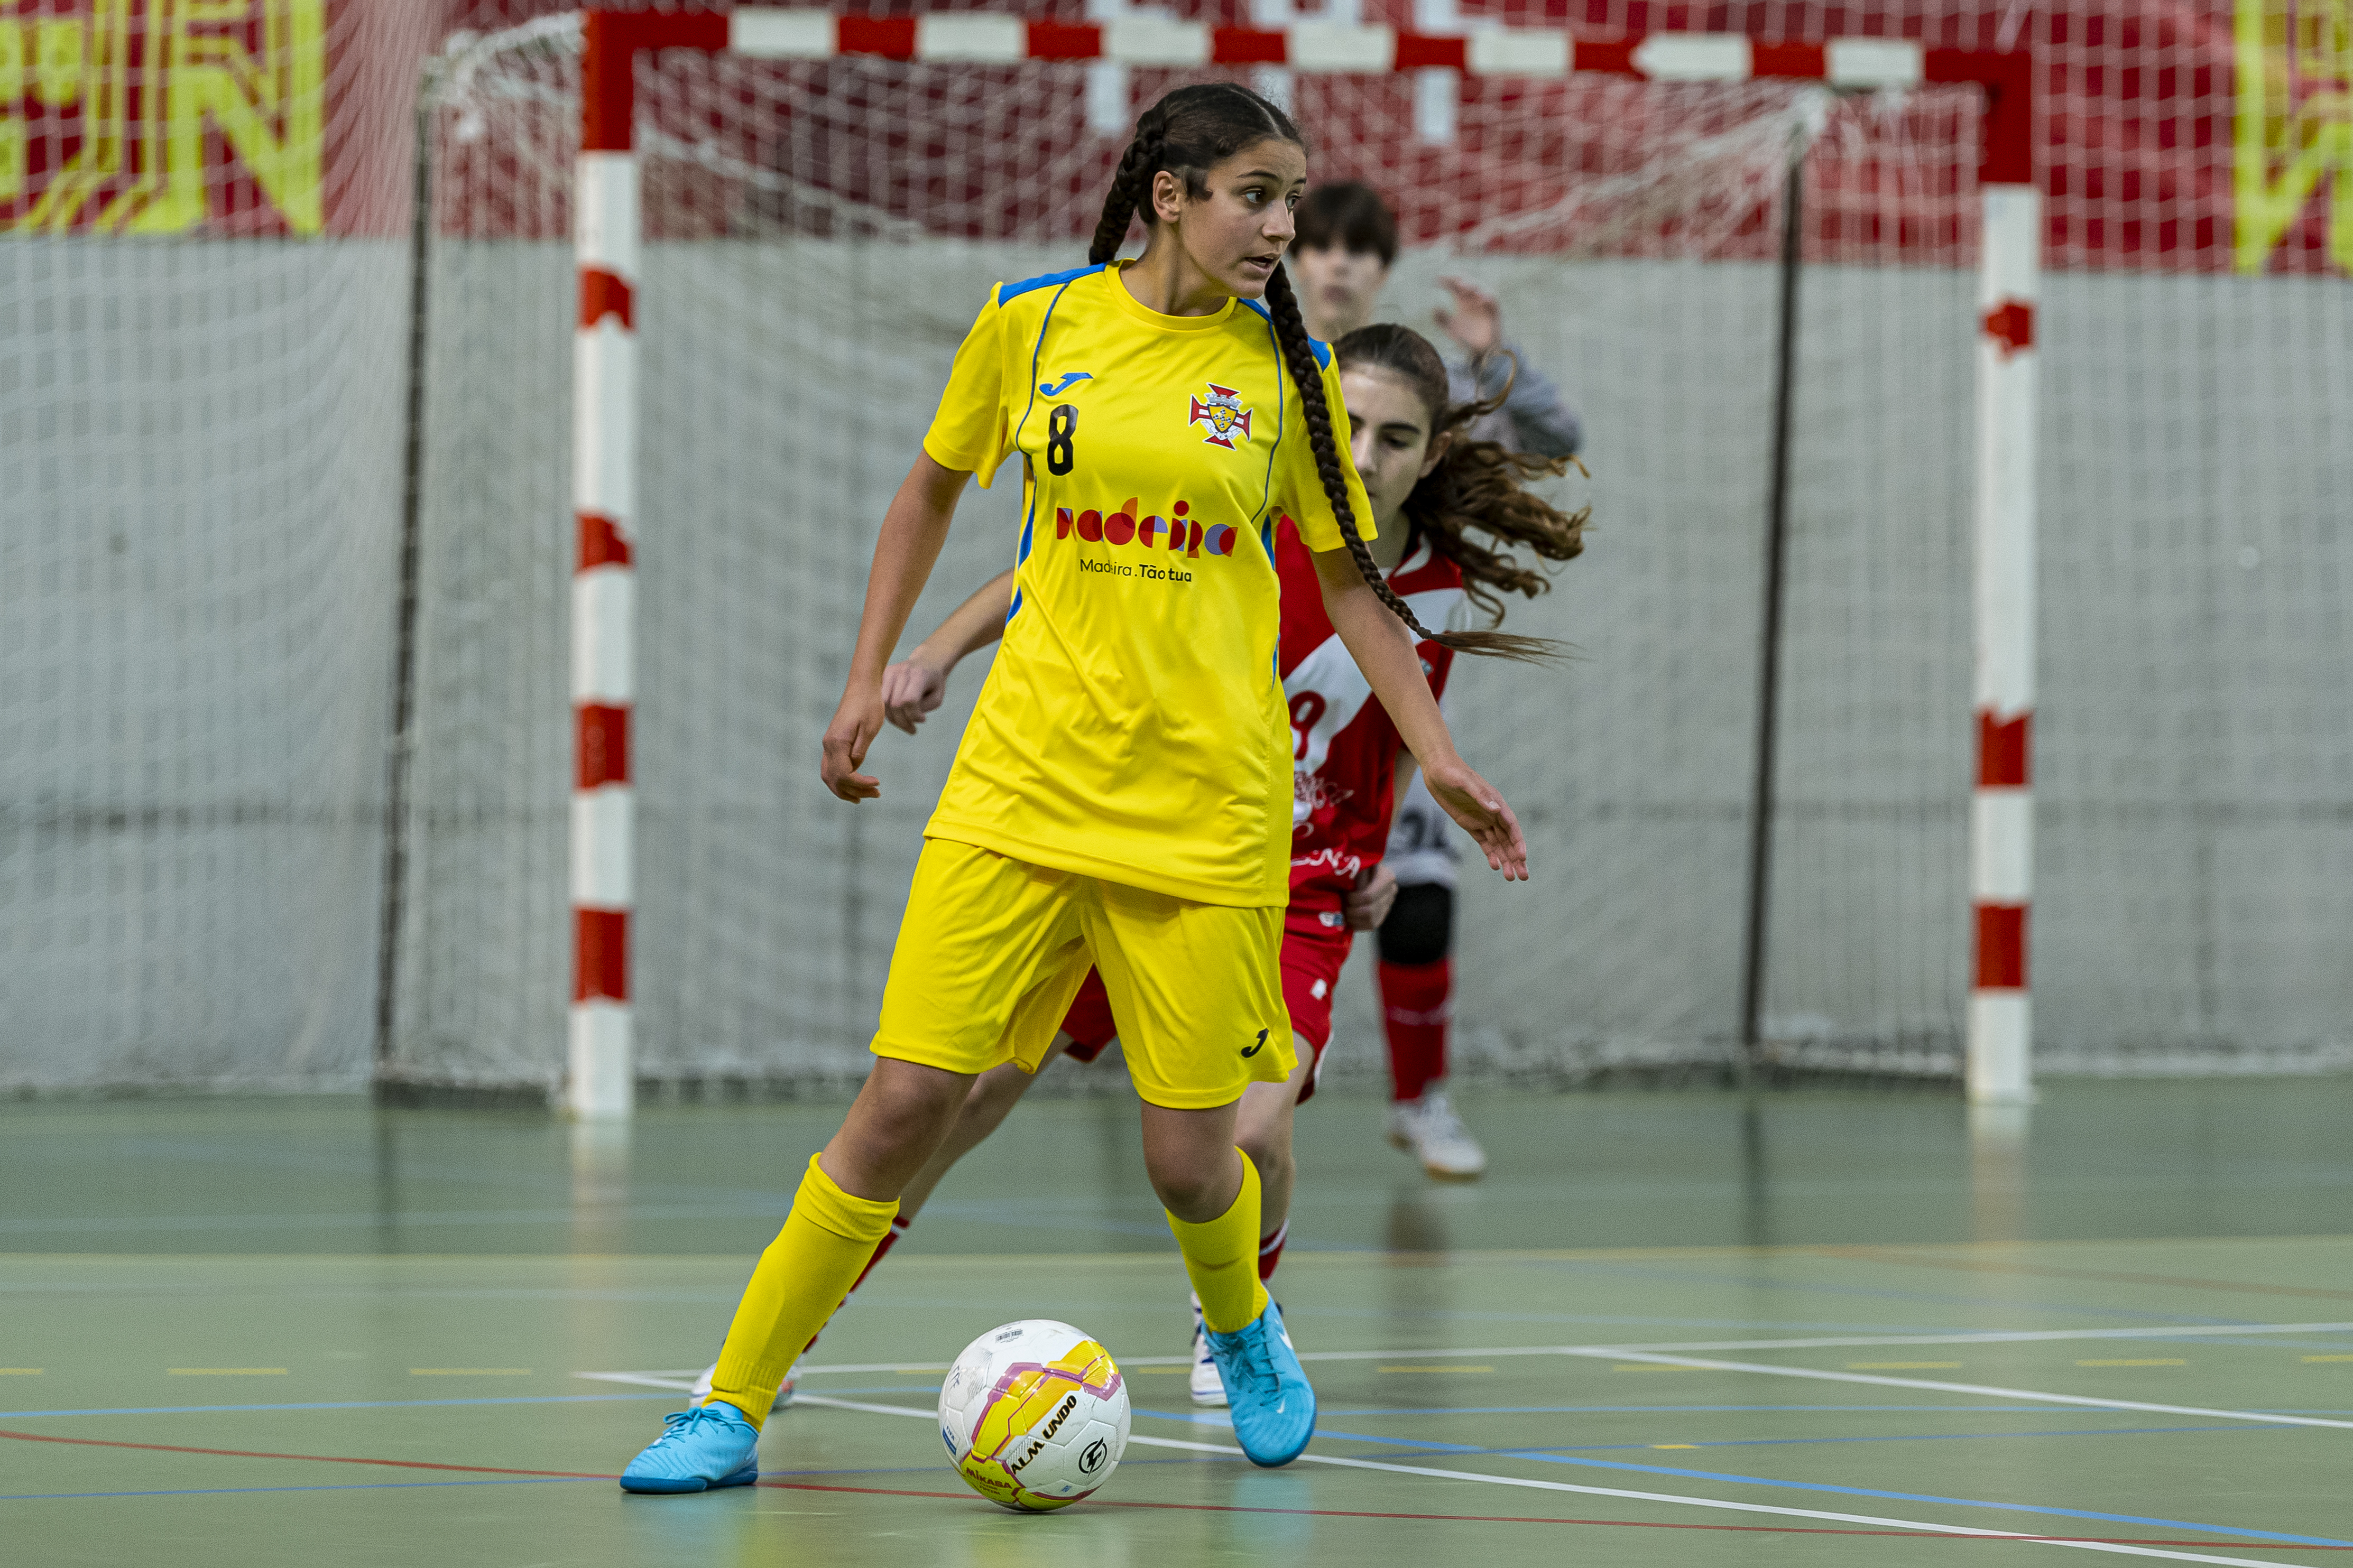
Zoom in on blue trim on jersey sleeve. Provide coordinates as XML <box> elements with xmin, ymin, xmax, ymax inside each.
<box><xmin>1010</xmin><ymin>274</ymin><xmax>1087</xmax><ymax>483</ymax></box>
<box><xmin>1246</xmin><ymin>308</ymin><xmax>1285</xmax><ymax>523</ymax></box>
<box><xmin>999</xmin><ymin>262</ymin><xmax>1107</xmax><ymax>304</ymax></box>
<box><xmin>1238</xmin><ymin>298</ymin><xmax>1331</xmax><ymax>368</ymax></box>
<box><xmin>1003</xmin><ymin>268</ymin><xmax>1098</xmax><ymax>633</ymax></box>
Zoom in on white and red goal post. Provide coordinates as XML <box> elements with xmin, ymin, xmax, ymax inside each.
<box><xmin>560</xmin><ymin>10</ymin><xmax>2038</xmax><ymax>1117</ymax></box>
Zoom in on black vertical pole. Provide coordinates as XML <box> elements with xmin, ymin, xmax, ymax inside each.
<box><xmin>374</xmin><ymin>80</ymin><xmax>436</xmax><ymax>1084</ymax></box>
<box><xmin>1737</xmin><ymin>131</ymin><xmax>1807</xmax><ymax>1081</ymax></box>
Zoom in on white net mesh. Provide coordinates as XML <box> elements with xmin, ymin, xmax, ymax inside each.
<box><xmin>0</xmin><ymin>2</ymin><xmax>444</xmax><ymax>1093</ymax></box>
<box><xmin>6</xmin><ymin>3</ymin><xmax>2348</xmax><ymax>1094</ymax></box>
<box><xmin>390</xmin><ymin>28</ymin><xmax>2010</xmax><ymax>1097</ymax></box>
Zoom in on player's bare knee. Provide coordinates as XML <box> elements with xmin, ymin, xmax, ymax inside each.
<box><xmin>966</xmin><ymin>1062</ymin><xmax>1033</xmax><ymax>1127</ymax></box>
<box><xmin>1142</xmin><ymin>1146</ymin><xmax>1237</xmax><ymax>1221</ymax></box>
<box><xmin>835</xmin><ymin>1058</ymin><xmax>973</xmax><ymax>1183</ymax></box>
<box><xmin>1236</xmin><ymin>1113</ymin><xmax>1293</xmax><ymax>1180</ymax></box>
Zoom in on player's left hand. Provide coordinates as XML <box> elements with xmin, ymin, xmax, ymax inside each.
<box><xmin>1434</xmin><ymin>276</ymin><xmax>1503</xmax><ymax>360</ymax></box>
<box><xmin>880</xmin><ymin>655</ymin><xmax>949</xmax><ymax>734</ymax></box>
<box><xmin>1343</xmin><ymin>862</ymin><xmax>1399</xmax><ymax>930</ymax></box>
<box><xmin>1421</xmin><ymin>754</ymin><xmax>1528</xmax><ymax>880</ymax></box>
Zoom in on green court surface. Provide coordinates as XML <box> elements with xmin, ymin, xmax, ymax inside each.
<box><xmin>3</xmin><ymin>1080</ymin><xmax>2350</xmax><ymax>1566</ymax></box>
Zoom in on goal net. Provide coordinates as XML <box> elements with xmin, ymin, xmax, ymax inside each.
<box><xmin>17</xmin><ymin>7</ymin><xmax>2336</xmax><ymax>1098</ymax></box>
<box><xmin>0</xmin><ymin>0</ymin><xmax>442</xmax><ymax>1094</ymax></box>
<box><xmin>382</xmin><ymin>18</ymin><xmax>2005</xmax><ymax>1098</ymax></box>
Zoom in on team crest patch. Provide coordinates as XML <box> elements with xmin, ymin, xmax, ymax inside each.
<box><xmin>1188</xmin><ymin>383</ymin><xmax>1253</xmax><ymax>449</ymax></box>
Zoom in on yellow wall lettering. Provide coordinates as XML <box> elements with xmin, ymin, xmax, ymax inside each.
<box><xmin>11</xmin><ymin>0</ymin><xmax>325</xmax><ymax>236</ymax></box>
<box><xmin>2236</xmin><ymin>0</ymin><xmax>2353</xmax><ymax>272</ymax></box>
<box><xmin>35</xmin><ymin>18</ymin><xmax>85</xmax><ymax>109</ymax></box>
<box><xmin>0</xmin><ymin>21</ymin><xmax>24</xmax><ymax>103</ymax></box>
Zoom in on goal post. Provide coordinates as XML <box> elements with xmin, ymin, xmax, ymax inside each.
<box><xmin>550</xmin><ymin>11</ymin><xmax>2037</xmax><ymax>1118</ymax></box>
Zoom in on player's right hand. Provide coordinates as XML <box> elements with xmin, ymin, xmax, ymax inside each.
<box><xmin>881</xmin><ymin>656</ymin><xmax>949</xmax><ymax>734</ymax></box>
<box><xmin>821</xmin><ymin>690</ymin><xmax>885</xmax><ymax>802</ymax></box>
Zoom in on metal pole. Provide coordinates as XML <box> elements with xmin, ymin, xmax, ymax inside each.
<box><xmin>568</xmin><ymin>14</ymin><xmax>642</xmax><ymax>1119</ymax></box>
<box><xmin>1966</xmin><ymin>182</ymin><xmax>2040</xmax><ymax>1105</ymax></box>
<box><xmin>1737</xmin><ymin>128</ymin><xmax>1807</xmax><ymax>1080</ymax></box>
<box><xmin>373</xmin><ymin>73</ymin><xmax>437</xmax><ymax>1087</ymax></box>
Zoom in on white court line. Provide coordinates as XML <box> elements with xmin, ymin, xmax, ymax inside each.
<box><xmin>584</xmin><ymin>1320</ymin><xmax>2353</xmax><ymax>1381</ymax></box>
<box><xmin>1572</xmin><ymin>1348</ymin><xmax>2353</xmax><ymax>1432</ymax></box>
<box><xmin>579</xmin><ymin>1372</ymin><xmax>700</xmax><ymax>1391</ymax></box>
<box><xmin>789</xmin><ymin>1393</ymin><xmax>2312</xmax><ymax>1568</ymax></box>
<box><xmin>1277</xmin><ymin>1321</ymin><xmax>2353</xmax><ymax>1361</ymax></box>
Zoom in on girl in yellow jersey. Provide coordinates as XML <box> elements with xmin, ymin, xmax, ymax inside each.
<box><xmin>621</xmin><ymin>82</ymin><xmax>1536</xmax><ymax>1492</ymax></box>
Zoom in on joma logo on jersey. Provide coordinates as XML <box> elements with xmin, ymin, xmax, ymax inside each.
<box><xmin>1188</xmin><ymin>384</ymin><xmax>1253</xmax><ymax>449</ymax></box>
<box><xmin>1056</xmin><ymin>497</ymin><xmax>1239</xmax><ymax>558</ymax></box>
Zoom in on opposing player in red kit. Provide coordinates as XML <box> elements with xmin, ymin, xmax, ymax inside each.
<box><xmin>691</xmin><ymin>321</ymin><xmax>1584</xmax><ymax>1412</ymax></box>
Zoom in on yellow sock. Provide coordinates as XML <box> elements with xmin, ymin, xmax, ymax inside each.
<box><xmin>1166</xmin><ymin>1150</ymin><xmax>1271</xmax><ymax>1335</ymax></box>
<box><xmin>708</xmin><ymin>1154</ymin><xmax>897</xmax><ymax>1428</ymax></box>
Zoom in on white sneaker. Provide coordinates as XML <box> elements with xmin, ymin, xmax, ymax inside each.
<box><xmin>1187</xmin><ymin>1293</ymin><xmax>1228</xmax><ymax>1407</ymax></box>
<box><xmin>1388</xmin><ymin>1090</ymin><xmax>1488</xmax><ymax>1180</ymax></box>
<box><xmin>690</xmin><ymin>1360</ymin><xmax>795</xmax><ymax>1412</ymax></box>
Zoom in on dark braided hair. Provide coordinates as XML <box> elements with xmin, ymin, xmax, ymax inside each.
<box><xmin>1091</xmin><ymin>85</ymin><xmax>1553</xmax><ymax>662</ymax></box>
<box><xmin>1334</xmin><ymin>322</ymin><xmax>1589</xmax><ymax>626</ymax></box>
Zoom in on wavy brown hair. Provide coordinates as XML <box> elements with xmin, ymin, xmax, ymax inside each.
<box><xmin>1333</xmin><ymin>322</ymin><xmax>1588</xmax><ymax>632</ymax></box>
<box><xmin>1090</xmin><ymin>85</ymin><xmax>1552</xmax><ymax>662</ymax></box>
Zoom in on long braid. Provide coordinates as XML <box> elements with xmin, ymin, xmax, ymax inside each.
<box><xmin>1261</xmin><ymin>264</ymin><xmax>1560</xmax><ymax>664</ymax></box>
<box><xmin>1089</xmin><ymin>107</ymin><xmax>1167</xmax><ymax>265</ymax></box>
<box><xmin>1090</xmin><ymin>83</ymin><xmax>1555</xmax><ymax>661</ymax></box>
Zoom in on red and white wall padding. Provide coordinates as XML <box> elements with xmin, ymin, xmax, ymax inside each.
<box><xmin>569</xmin><ymin>125</ymin><xmax>639</xmax><ymax>1119</ymax></box>
<box><xmin>569</xmin><ymin>11</ymin><xmax>2038</xmax><ymax>1115</ymax></box>
<box><xmin>1969</xmin><ymin>185</ymin><xmax>2039</xmax><ymax>1105</ymax></box>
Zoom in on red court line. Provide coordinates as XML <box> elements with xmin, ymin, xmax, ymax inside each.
<box><xmin>5</xmin><ymin>1428</ymin><xmax>2334</xmax><ymax>1550</ymax></box>
<box><xmin>0</xmin><ymin>1428</ymin><xmax>604</xmax><ymax>1480</ymax></box>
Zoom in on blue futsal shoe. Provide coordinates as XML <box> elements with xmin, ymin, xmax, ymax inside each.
<box><xmin>1205</xmin><ymin>1299</ymin><xmax>1316</xmax><ymax>1467</ymax></box>
<box><xmin>620</xmin><ymin>1403</ymin><xmax>760</xmax><ymax>1494</ymax></box>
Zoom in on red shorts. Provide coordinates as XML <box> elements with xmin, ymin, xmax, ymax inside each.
<box><xmin>1059</xmin><ymin>907</ymin><xmax>1353</xmax><ymax>1105</ymax></box>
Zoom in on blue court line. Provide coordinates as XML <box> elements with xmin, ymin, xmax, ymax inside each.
<box><xmin>1500</xmin><ymin>1257</ymin><xmax>2283</xmax><ymax>1328</ymax></box>
<box><xmin>2</xmin><ymin>1478</ymin><xmax>601</xmax><ymax>1503</ymax></box>
<box><xmin>1340</xmin><ymin>1422</ymin><xmax>2259</xmax><ymax>1459</ymax></box>
<box><xmin>1305</xmin><ymin>1424</ymin><xmax>2353</xmax><ymax>1548</ymax></box>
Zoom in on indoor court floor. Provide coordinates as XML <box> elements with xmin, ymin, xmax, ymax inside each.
<box><xmin>4</xmin><ymin>1078</ymin><xmax>2350</xmax><ymax>1566</ymax></box>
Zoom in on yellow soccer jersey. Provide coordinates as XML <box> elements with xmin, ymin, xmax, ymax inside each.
<box><xmin>920</xmin><ymin>262</ymin><xmax>1376</xmax><ymax>906</ymax></box>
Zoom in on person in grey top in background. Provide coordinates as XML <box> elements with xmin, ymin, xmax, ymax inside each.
<box><xmin>1290</xmin><ymin>181</ymin><xmax>1581</xmax><ymax>459</ymax></box>
<box><xmin>1289</xmin><ymin>181</ymin><xmax>1583</xmax><ymax>1182</ymax></box>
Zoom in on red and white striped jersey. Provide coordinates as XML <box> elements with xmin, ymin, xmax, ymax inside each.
<box><xmin>1275</xmin><ymin>518</ymin><xmax>1464</xmax><ymax>914</ymax></box>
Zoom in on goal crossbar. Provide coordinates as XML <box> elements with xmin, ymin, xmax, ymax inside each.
<box><xmin>561</xmin><ymin>10</ymin><xmax>2040</xmax><ymax>1117</ymax></box>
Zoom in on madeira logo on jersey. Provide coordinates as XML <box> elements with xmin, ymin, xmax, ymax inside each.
<box><xmin>1056</xmin><ymin>497</ymin><xmax>1240</xmax><ymax>559</ymax></box>
<box><xmin>1039</xmin><ymin>372</ymin><xmax>1094</xmax><ymax>395</ymax></box>
<box><xmin>1188</xmin><ymin>384</ymin><xmax>1253</xmax><ymax>449</ymax></box>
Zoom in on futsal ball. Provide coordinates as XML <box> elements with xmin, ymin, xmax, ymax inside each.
<box><xmin>938</xmin><ymin>1319</ymin><xmax>1131</xmax><ymax>1512</ymax></box>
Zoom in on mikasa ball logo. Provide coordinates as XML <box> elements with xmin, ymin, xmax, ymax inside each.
<box><xmin>1055</xmin><ymin>498</ymin><xmax>1238</xmax><ymax>560</ymax></box>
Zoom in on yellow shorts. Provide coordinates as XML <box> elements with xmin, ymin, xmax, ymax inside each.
<box><xmin>871</xmin><ymin>838</ymin><xmax>1295</xmax><ymax>1110</ymax></box>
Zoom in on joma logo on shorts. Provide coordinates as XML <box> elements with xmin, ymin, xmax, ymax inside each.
<box><xmin>1056</xmin><ymin>497</ymin><xmax>1237</xmax><ymax>559</ymax></box>
<box><xmin>1241</xmin><ymin>1028</ymin><xmax>1270</xmax><ymax>1059</ymax></box>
